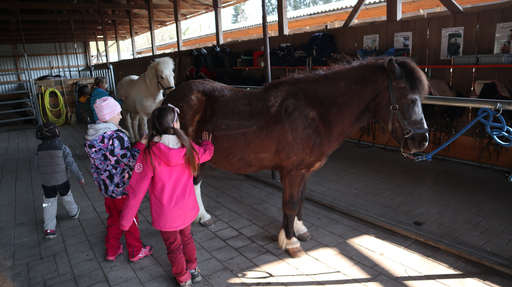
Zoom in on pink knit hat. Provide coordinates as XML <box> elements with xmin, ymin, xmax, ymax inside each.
<box><xmin>94</xmin><ymin>97</ymin><xmax>121</xmax><ymax>121</ymax></box>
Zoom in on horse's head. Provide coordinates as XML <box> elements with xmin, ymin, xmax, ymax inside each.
<box><xmin>376</xmin><ymin>58</ymin><xmax>429</xmax><ymax>156</ymax></box>
<box><xmin>150</xmin><ymin>57</ymin><xmax>175</xmax><ymax>92</ymax></box>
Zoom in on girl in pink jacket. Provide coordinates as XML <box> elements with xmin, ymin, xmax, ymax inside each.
<box><xmin>119</xmin><ymin>104</ymin><xmax>214</xmax><ymax>287</ymax></box>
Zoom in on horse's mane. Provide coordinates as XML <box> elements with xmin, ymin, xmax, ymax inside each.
<box><xmin>264</xmin><ymin>57</ymin><xmax>428</xmax><ymax>97</ymax></box>
<box><xmin>152</xmin><ymin>57</ymin><xmax>175</xmax><ymax>72</ymax></box>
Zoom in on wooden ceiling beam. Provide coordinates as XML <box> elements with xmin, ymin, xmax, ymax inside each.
<box><xmin>439</xmin><ymin>0</ymin><xmax>465</xmax><ymax>14</ymax></box>
<box><xmin>2</xmin><ymin>13</ymin><xmax>144</xmax><ymax>21</ymax></box>
<box><xmin>343</xmin><ymin>0</ymin><xmax>366</xmax><ymax>27</ymax></box>
<box><xmin>0</xmin><ymin>2</ymin><xmax>175</xmax><ymax>10</ymax></box>
<box><xmin>129</xmin><ymin>0</ymin><xmax>174</xmax><ymax>21</ymax></box>
<box><xmin>0</xmin><ymin>22</ymin><xmax>108</xmax><ymax>29</ymax></box>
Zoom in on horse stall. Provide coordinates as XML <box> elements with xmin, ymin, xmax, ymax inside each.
<box><xmin>4</xmin><ymin>1</ymin><xmax>512</xmax><ymax>286</ymax></box>
<box><xmin>139</xmin><ymin>4</ymin><xmax>512</xmax><ymax>170</ymax></box>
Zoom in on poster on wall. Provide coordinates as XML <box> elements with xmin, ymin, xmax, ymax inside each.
<box><xmin>440</xmin><ymin>27</ymin><xmax>464</xmax><ymax>59</ymax></box>
<box><xmin>494</xmin><ymin>22</ymin><xmax>512</xmax><ymax>54</ymax></box>
<box><xmin>394</xmin><ymin>32</ymin><xmax>412</xmax><ymax>55</ymax></box>
<box><xmin>363</xmin><ymin>34</ymin><xmax>379</xmax><ymax>50</ymax></box>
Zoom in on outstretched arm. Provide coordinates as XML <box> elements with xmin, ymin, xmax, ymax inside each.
<box><xmin>119</xmin><ymin>154</ymin><xmax>153</xmax><ymax>230</ymax></box>
<box><xmin>194</xmin><ymin>131</ymin><xmax>214</xmax><ymax>164</ymax></box>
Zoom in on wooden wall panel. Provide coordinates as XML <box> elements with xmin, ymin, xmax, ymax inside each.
<box><xmin>356</xmin><ymin>25</ymin><xmax>367</xmax><ymax>51</ymax></box>
<box><xmin>409</xmin><ymin>18</ymin><xmax>429</xmax><ymax>65</ymax></box>
<box><xmin>343</xmin><ymin>27</ymin><xmax>359</xmax><ymax>55</ymax></box>
<box><xmin>427</xmin><ymin>15</ymin><xmax>454</xmax><ymax>81</ymax></box>
<box><xmin>385</xmin><ymin>21</ymin><xmax>409</xmax><ymax>55</ymax></box>
<box><xmin>365</xmin><ymin>22</ymin><xmax>388</xmax><ymax>50</ymax></box>
<box><xmin>329</xmin><ymin>26</ymin><xmax>343</xmax><ymax>50</ymax></box>
<box><xmin>498</xmin><ymin>6</ymin><xmax>512</xmax><ymax>88</ymax></box>
<box><xmin>451</xmin><ymin>12</ymin><xmax>478</xmax><ymax>98</ymax></box>
<box><xmin>474</xmin><ymin>9</ymin><xmax>503</xmax><ymax>81</ymax></box>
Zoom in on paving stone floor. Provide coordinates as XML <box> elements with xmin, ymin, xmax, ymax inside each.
<box><xmin>1</xmin><ymin>123</ymin><xmax>512</xmax><ymax>286</ymax></box>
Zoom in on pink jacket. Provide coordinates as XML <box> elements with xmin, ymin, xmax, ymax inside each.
<box><xmin>119</xmin><ymin>139</ymin><xmax>214</xmax><ymax>231</ymax></box>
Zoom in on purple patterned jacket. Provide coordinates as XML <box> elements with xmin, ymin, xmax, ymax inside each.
<box><xmin>84</xmin><ymin>122</ymin><xmax>144</xmax><ymax>199</ymax></box>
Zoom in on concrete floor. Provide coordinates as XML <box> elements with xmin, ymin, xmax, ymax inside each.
<box><xmin>1</xmin><ymin>123</ymin><xmax>512</xmax><ymax>286</ymax></box>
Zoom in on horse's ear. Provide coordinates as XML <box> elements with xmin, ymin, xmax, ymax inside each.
<box><xmin>386</xmin><ymin>58</ymin><xmax>401</xmax><ymax>80</ymax></box>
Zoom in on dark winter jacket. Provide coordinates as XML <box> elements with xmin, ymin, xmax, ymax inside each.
<box><xmin>37</xmin><ymin>138</ymin><xmax>83</xmax><ymax>187</ymax></box>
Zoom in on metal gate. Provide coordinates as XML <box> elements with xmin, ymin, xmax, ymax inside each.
<box><xmin>0</xmin><ymin>50</ymin><xmax>40</xmax><ymax>128</ymax></box>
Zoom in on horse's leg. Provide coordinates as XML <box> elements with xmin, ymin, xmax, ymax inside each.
<box><xmin>278</xmin><ymin>169</ymin><xmax>308</xmax><ymax>258</ymax></box>
<box><xmin>295</xmin><ymin>176</ymin><xmax>313</xmax><ymax>242</ymax></box>
<box><xmin>132</xmin><ymin>114</ymin><xmax>140</xmax><ymax>142</ymax></box>
<box><xmin>123</xmin><ymin>111</ymin><xmax>135</xmax><ymax>143</ymax></box>
<box><xmin>139</xmin><ymin>114</ymin><xmax>149</xmax><ymax>141</ymax></box>
<box><xmin>192</xmin><ymin>165</ymin><xmax>214</xmax><ymax>227</ymax></box>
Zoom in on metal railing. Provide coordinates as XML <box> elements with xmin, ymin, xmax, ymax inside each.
<box><xmin>230</xmin><ymin>85</ymin><xmax>512</xmax><ymax>111</ymax></box>
<box><xmin>0</xmin><ymin>50</ymin><xmax>40</xmax><ymax>127</ymax></box>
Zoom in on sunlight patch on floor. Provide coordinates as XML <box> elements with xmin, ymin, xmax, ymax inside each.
<box><xmin>347</xmin><ymin>234</ymin><xmax>465</xmax><ymax>286</ymax></box>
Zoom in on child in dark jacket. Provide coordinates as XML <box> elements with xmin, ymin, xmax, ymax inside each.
<box><xmin>120</xmin><ymin>105</ymin><xmax>214</xmax><ymax>286</ymax></box>
<box><xmin>36</xmin><ymin>122</ymin><xmax>83</xmax><ymax>240</ymax></box>
<box><xmin>90</xmin><ymin>77</ymin><xmax>124</xmax><ymax>122</ymax></box>
<box><xmin>77</xmin><ymin>84</ymin><xmax>95</xmax><ymax>124</ymax></box>
<box><xmin>84</xmin><ymin>96</ymin><xmax>152</xmax><ymax>262</ymax></box>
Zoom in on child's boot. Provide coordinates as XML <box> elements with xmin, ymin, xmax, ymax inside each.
<box><xmin>189</xmin><ymin>267</ymin><xmax>202</xmax><ymax>283</ymax></box>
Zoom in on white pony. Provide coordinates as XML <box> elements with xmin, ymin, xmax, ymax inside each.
<box><xmin>117</xmin><ymin>57</ymin><xmax>175</xmax><ymax>142</ymax></box>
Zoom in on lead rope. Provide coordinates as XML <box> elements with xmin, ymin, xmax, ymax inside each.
<box><xmin>413</xmin><ymin>107</ymin><xmax>512</xmax><ymax>169</ymax></box>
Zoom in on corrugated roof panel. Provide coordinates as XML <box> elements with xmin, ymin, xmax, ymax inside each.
<box><xmin>226</xmin><ymin>0</ymin><xmax>386</xmax><ymax>31</ymax></box>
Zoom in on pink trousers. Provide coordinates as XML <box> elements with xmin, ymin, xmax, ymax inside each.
<box><xmin>160</xmin><ymin>224</ymin><xmax>198</xmax><ymax>284</ymax></box>
<box><xmin>104</xmin><ymin>197</ymin><xmax>143</xmax><ymax>259</ymax></box>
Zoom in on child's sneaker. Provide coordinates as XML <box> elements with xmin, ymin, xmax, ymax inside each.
<box><xmin>70</xmin><ymin>207</ymin><xmax>80</xmax><ymax>219</ymax></box>
<box><xmin>45</xmin><ymin>230</ymin><xmax>56</xmax><ymax>240</ymax></box>
<box><xmin>129</xmin><ymin>245</ymin><xmax>153</xmax><ymax>262</ymax></box>
<box><xmin>179</xmin><ymin>280</ymin><xmax>191</xmax><ymax>287</ymax></box>
<box><xmin>106</xmin><ymin>245</ymin><xmax>123</xmax><ymax>261</ymax></box>
<box><xmin>189</xmin><ymin>267</ymin><xmax>203</xmax><ymax>283</ymax></box>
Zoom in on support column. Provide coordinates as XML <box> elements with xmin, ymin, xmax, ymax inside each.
<box><xmin>71</xmin><ymin>20</ymin><xmax>81</xmax><ymax>77</ymax></box>
<box><xmin>261</xmin><ymin>0</ymin><xmax>270</xmax><ymax>83</ymax></box>
<box><xmin>114</xmin><ymin>20</ymin><xmax>121</xmax><ymax>61</ymax></box>
<box><xmin>173</xmin><ymin>0</ymin><xmax>183</xmax><ymax>51</ymax></box>
<box><xmin>387</xmin><ymin>0</ymin><xmax>402</xmax><ymax>22</ymax></box>
<box><xmin>129</xmin><ymin>10</ymin><xmax>137</xmax><ymax>58</ymax></box>
<box><xmin>148</xmin><ymin>0</ymin><xmax>157</xmax><ymax>55</ymax></box>
<box><xmin>277</xmin><ymin>0</ymin><xmax>288</xmax><ymax>37</ymax></box>
<box><xmin>97</xmin><ymin>1</ymin><xmax>110</xmax><ymax>64</ymax></box>
<box><xmin>213</xmin><ymin>0</ymin><xmax>223</xmax><ymax>45</ymax></box>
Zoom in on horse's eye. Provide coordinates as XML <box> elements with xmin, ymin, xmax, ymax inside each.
<box><xmin>408</xmin><ymin>99</ymin><xmax>416</xmax><ymax>104</ymax></box>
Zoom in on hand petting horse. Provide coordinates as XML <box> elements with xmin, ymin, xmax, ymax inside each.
<box><xmin>117</xmin><ymin>57</ymin><xmax>175</xmax><ymax>142</ymax></box>
<box><xmin>163</xmin><ymin>57</ymin><xmax>429</xmax><ymax>258</ymax></box>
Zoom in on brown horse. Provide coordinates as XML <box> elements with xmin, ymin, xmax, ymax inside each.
<box><xmin>162</xmin><ymin>57</ymin><xmax>429</xmax><ymax>258</ymax></box>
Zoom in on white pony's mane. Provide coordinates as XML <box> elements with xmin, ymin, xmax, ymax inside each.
<box><xmin>152</xmin><ymin>57</ymin><xmax>174</xmax><ymax>72</ymax></box>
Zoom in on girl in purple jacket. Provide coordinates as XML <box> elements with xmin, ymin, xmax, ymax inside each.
<box><xmin>120</xmin><ymin>104</ymin><xmax>214</xmax><ymax>287</ymax></box>
<box><xmin>84</xmin><ymin>97</ymin><xmax>153</xmax><ymax>263</ymax></box>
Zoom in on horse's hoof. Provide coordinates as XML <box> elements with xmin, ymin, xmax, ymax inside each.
<box><xmin>200</xmin><ymin>218</ymin><xmax>215</xmax><ymax>227</ymax></box>
<box><xmin>287</xmin><ymin>246</ymin><xmax>306</xmax><ymax>258</ymax></box>
<box><xmin>297</xmin><ymin>231</ymin><xmax>313</xmax><ymax>242</ymax></box>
